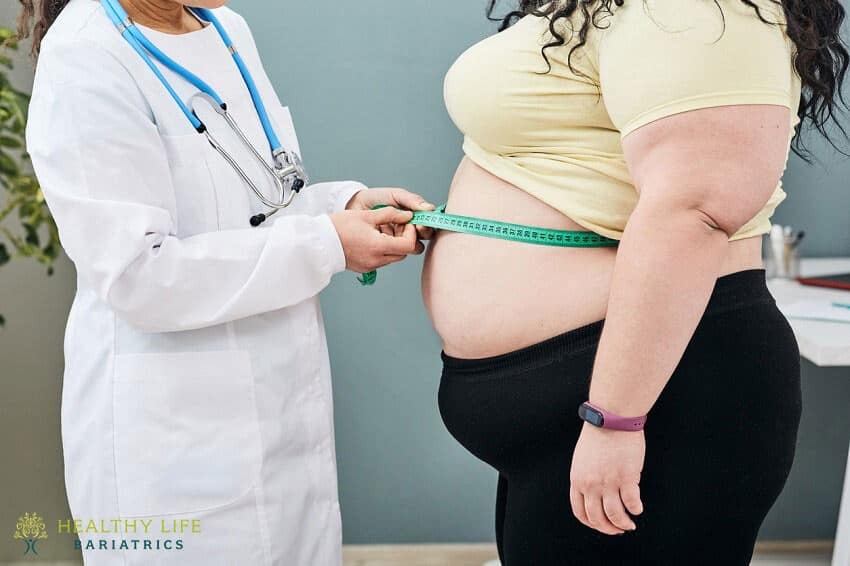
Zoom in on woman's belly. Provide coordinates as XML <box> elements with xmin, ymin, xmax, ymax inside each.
<box><xmin>422</xmin><ymin>157</ymin><xmax>764</xmax><ymax>359</ymax></box>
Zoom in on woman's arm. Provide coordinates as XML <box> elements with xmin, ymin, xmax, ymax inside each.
<box><xmin>569</xmin><ymin>103</ymin><xmax>791</xmax><ymax>535</ymax></box>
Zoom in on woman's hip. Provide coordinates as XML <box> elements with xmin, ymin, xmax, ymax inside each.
<box><xmin>438</xmin><ymin>268</ymin><xmax>802</xmax><ymax>473</ymax></box>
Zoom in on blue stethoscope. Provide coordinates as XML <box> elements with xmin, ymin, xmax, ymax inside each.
<box><xmin>100</xmin><ymin>0</ymin><xmax>309</xmax><ymax>226</ymax></box>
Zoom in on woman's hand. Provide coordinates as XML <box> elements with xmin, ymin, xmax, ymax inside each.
<box><xmin>330</xmin><ymin>207</ymin><xmax>420</xmax><ymax>274</ymax></box>
<box><xmin>346</xmin><ymin>188</ymin><xmax>437</xmax><ymax>241</ymax></box>
<box><xmin>569</xmin><ymin>424</ymin><xmax>645</xmax><ymax>535</ymax></box>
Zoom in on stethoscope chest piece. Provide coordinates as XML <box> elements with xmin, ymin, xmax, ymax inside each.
<box><xmin>273</xmin><ymin>147</ymin><xmax>309</xmax><ymax>194</ymax></box>
<box><xmin>100</xmin><ymin>0</ymin><xmax>310</xmax><ymax>228</ymax></box>
<box><xmin>189</xmin><ymin>92</ymin><xmax>309</xmax><ymax>226</ymax></box>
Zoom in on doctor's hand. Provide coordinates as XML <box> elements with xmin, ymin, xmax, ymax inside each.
<box><xmin>345</xmin><ymin>188</ymin><xmax>437</xmax><ymax>241</ymax></box>
<box><xmin>330</xmin><ymin>207</ymin><xmax>421</xmax><ymax>274</ymax></box>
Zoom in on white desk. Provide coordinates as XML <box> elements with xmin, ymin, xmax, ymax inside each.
<box><xmin>765</xmin><ymin>258</ymin><xmax>850</xmax><ymax>566</ymax></box>
<box><xmin>768</xmin><ymin>258</ymin><xmax>850</xmax><ymax>367</ymax></box>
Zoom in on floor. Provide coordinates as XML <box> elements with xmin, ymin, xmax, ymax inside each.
<box><xmin>341</xmin><ymin>543</ymin><xmax>834</xmax><ymax>566</ymax></box>
<box><xmin>748</xmin><ymin>554</ymin><xmax>831</xmax><ymax>566</ymax></box>
<box><xmin>3</xmin><ymin>545</ymin><xmax>834</xmax><ymax>566</ymax></box>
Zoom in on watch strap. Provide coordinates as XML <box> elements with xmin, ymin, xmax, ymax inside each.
<box><xmin>579</xmin><ymin>402</ymin><xmax>647</xmax><ymax>432</ymax></box>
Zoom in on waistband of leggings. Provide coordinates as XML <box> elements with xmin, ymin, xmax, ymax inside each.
<box><xmin>441</xmin><ymin>268</ymin><xmax>773</xmax><ymax>375</ymax></box>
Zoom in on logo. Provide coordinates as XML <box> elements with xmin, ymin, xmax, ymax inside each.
<box><xmin>11</xmin><ymin>512</ymin><xmax>200</xmax><ymax>555</ymax></box>
<box><xmin>13</xmin><ymin>512</ymin><xmax>48</xmax><ymax>556</ymax></box>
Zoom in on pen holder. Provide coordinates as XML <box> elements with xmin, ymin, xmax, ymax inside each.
<box><xmin>764</xmin><ymin>234</ymin><xmax>802</xmax><ymax>280</ymax></box>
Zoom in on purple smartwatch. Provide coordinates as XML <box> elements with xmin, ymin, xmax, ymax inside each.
<box><xmin>578</xmin><ymin>402</ymin><xmax>647</xmax><ymax>432</ymax></box>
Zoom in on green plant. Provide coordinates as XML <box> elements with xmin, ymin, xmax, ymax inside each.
<box><xmin>0</xmin><ymin>27</ymin><xmax>60</xmax><ymax>327</ymax></box>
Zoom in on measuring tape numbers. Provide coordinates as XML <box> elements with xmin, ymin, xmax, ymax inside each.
<box><xmin>358</xmin><ymin>205</ymin><xmax>619</xmax><ymax>286</ymax></box>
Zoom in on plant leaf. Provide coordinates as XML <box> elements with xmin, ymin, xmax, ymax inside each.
<box><xmin>0</xmin><ymin>135</ymin><xmax>22</xmax><ymax>148</ymax></box>
<box><xmin>0</xmin><ymin>150</ymin><xmax>19</xmax><ymax>176</ymax></box>
<box><xmin>0</xmin><ymin>33</ymin><xmax>61</xmax><ymax>306</ymax></box>
<box><xmin>24</xmin><ymin>223</ymin><xmax>40</xmax><ymax>247</ymax></box>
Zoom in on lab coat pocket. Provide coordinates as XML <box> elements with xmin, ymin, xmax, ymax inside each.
<box><xmin>113</xmin><ymin>350</ymin><xmax>262</xmax><ymax>518</ymax></box>
<box><xmin>160</xmin><ymin>132</ymin><xmax>219</xmax><ymax>237</ymax></box>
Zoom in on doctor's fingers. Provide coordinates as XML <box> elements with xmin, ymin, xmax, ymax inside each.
<box><xmin>379</xmin><ymin>223</ymin><xmax>421</xmax><ymax>256</ymax></box>
<box><xmin>368</xmin><ymin>206</ymin><xmax>414</xmax><ymax>227</ymax></box>
<box><xmin>369</xmin><ymin>207</ymin><xmax>434</xmax><ymax>241</ymax></box>
<box><xmin>415</xmin><ymin>225</ymin><xmax>436</xmax><ymax>240</ymax></box>
<box><xmin>382</xmin><ymin>188</ymin><xmax>436</xmax><ymax>212</ymax></box>
<box><xmin>379</xmin><ymin>226</ymin><xmax>428</xmax><ymax>251</ymax></box>
<box><xmin>392</xmin><ymin>224</ymin><xmax>430</xmax><ymax>249</ymax></box>
<box><xmin>383</xmin><ymin>222</ymin><xmax>406</xmax><ymax>238</ymax></box>
<box><xmin>401</xmin><ymin>223</ymin><xmax>427</xmax><ymax>255</ymax></box>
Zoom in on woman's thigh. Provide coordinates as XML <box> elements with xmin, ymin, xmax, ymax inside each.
<box><xmin>440</xmin><ymin>300</ymin><xmax>801</xmax><ymax>565</ymax></box>
<box><xmin>633</xmin><ymin>302</ymin><xmax>802</xmax><ymax>564</ymax></box>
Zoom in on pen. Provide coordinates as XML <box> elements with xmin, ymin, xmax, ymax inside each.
<box><xmin>832</xmin><ymin>302</ymin><xmax>850</xmax><ymax>310</ymax></box>
<box><xmin>782</xmin><ymin>226</ymin><xmax>794</xmax><ymax>275</ymax></box>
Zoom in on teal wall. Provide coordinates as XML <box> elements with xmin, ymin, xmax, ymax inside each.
<box><xmin>1</xmin><ymin>2</ymin><xmax>850</xmax><ymax>561</ymax></box>
<box><xmin>228</xmin><ymin>0</ymin><xmax>501</xmax><ymax>543</ymax></box>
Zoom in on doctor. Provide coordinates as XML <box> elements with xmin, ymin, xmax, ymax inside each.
<box><xmin>20</xmin><ymin>0</ymin><xmax>432</xmax><ymax>564</ymax></box>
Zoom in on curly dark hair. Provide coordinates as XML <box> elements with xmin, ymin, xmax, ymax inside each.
<box><xmin>487</xmin><ymin>0</ymin><xmax>850</xmax><ymax>161</ymax></box>
<box><xmin>15</xmin><ymin>0</ymin><xmax>71</xmax><ymax>59</ymax></box>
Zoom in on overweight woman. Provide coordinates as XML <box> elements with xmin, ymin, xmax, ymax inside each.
<box><xmin>424</xmin><ymin>1</ymin><xmax>847</xmax><ymax>564</ymax></box>
<box><xmin>19</xmin><ymin>0</ymin><xmax>432</xmax><ymax>564</ymax></box>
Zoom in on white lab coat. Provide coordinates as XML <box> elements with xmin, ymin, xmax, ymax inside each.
<box><xmin>26</xmin><ymin>1</ymin><xmax>364</xmax><ymax>564</ymax></box>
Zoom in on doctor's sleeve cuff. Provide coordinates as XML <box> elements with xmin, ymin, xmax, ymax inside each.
<box><xmin>330</xmin><ymin>181</ymin><xmax>368</xmax><ymax>214</ymax></box>
<box><xmin>314</xmin><ymin>214</ymin><xmax>348</xmax><ymax>275</ymax></box>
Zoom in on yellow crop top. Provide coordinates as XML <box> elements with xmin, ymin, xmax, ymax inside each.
<box><xmin>443</xmin><ymin>0</ymin><xmax>802</xmax><ymax>241</ymax></box>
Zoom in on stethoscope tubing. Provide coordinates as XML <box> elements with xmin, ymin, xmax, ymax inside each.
<box><xmin>192</xmin><ymin>7</ymin><xmax>283</xmax><ymax>154</ymax></box>
<box><xmin>101</xmin><ymin>0</ymin><xmax>204</xmax><ymax>130</ymax></box>
<box><xmin>99</xmin><ymin>0</ymin><xmax>305</xmax><ymax>223</ymax></box>
<box><xmin>195</xmin><ymin>92</ymin><xmax>295</xmax><ymax>210</ymax></box>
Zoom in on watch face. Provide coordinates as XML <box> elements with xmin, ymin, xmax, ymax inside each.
<box><xmin>579</xmin><ymin>404</ymin><xmax>605</xmax><ymax>427</ymax></box>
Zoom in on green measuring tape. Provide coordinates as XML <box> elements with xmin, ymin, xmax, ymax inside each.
<box><xmin>358</xmin><ymin>204</ymin><xmax>619</xmax><ymax>286</ymax></box>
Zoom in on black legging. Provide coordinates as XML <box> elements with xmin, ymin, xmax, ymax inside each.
<box><xmin>438</xmin><ymin>269</ymin><xmax>802</xmax><ymax>566</ymax></box>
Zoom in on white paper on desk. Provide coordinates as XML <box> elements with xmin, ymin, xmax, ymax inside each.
<box><xmin>780</xmin><ymin>299</ymin><xmax>850</xmax><ymax>324</ymax></box>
